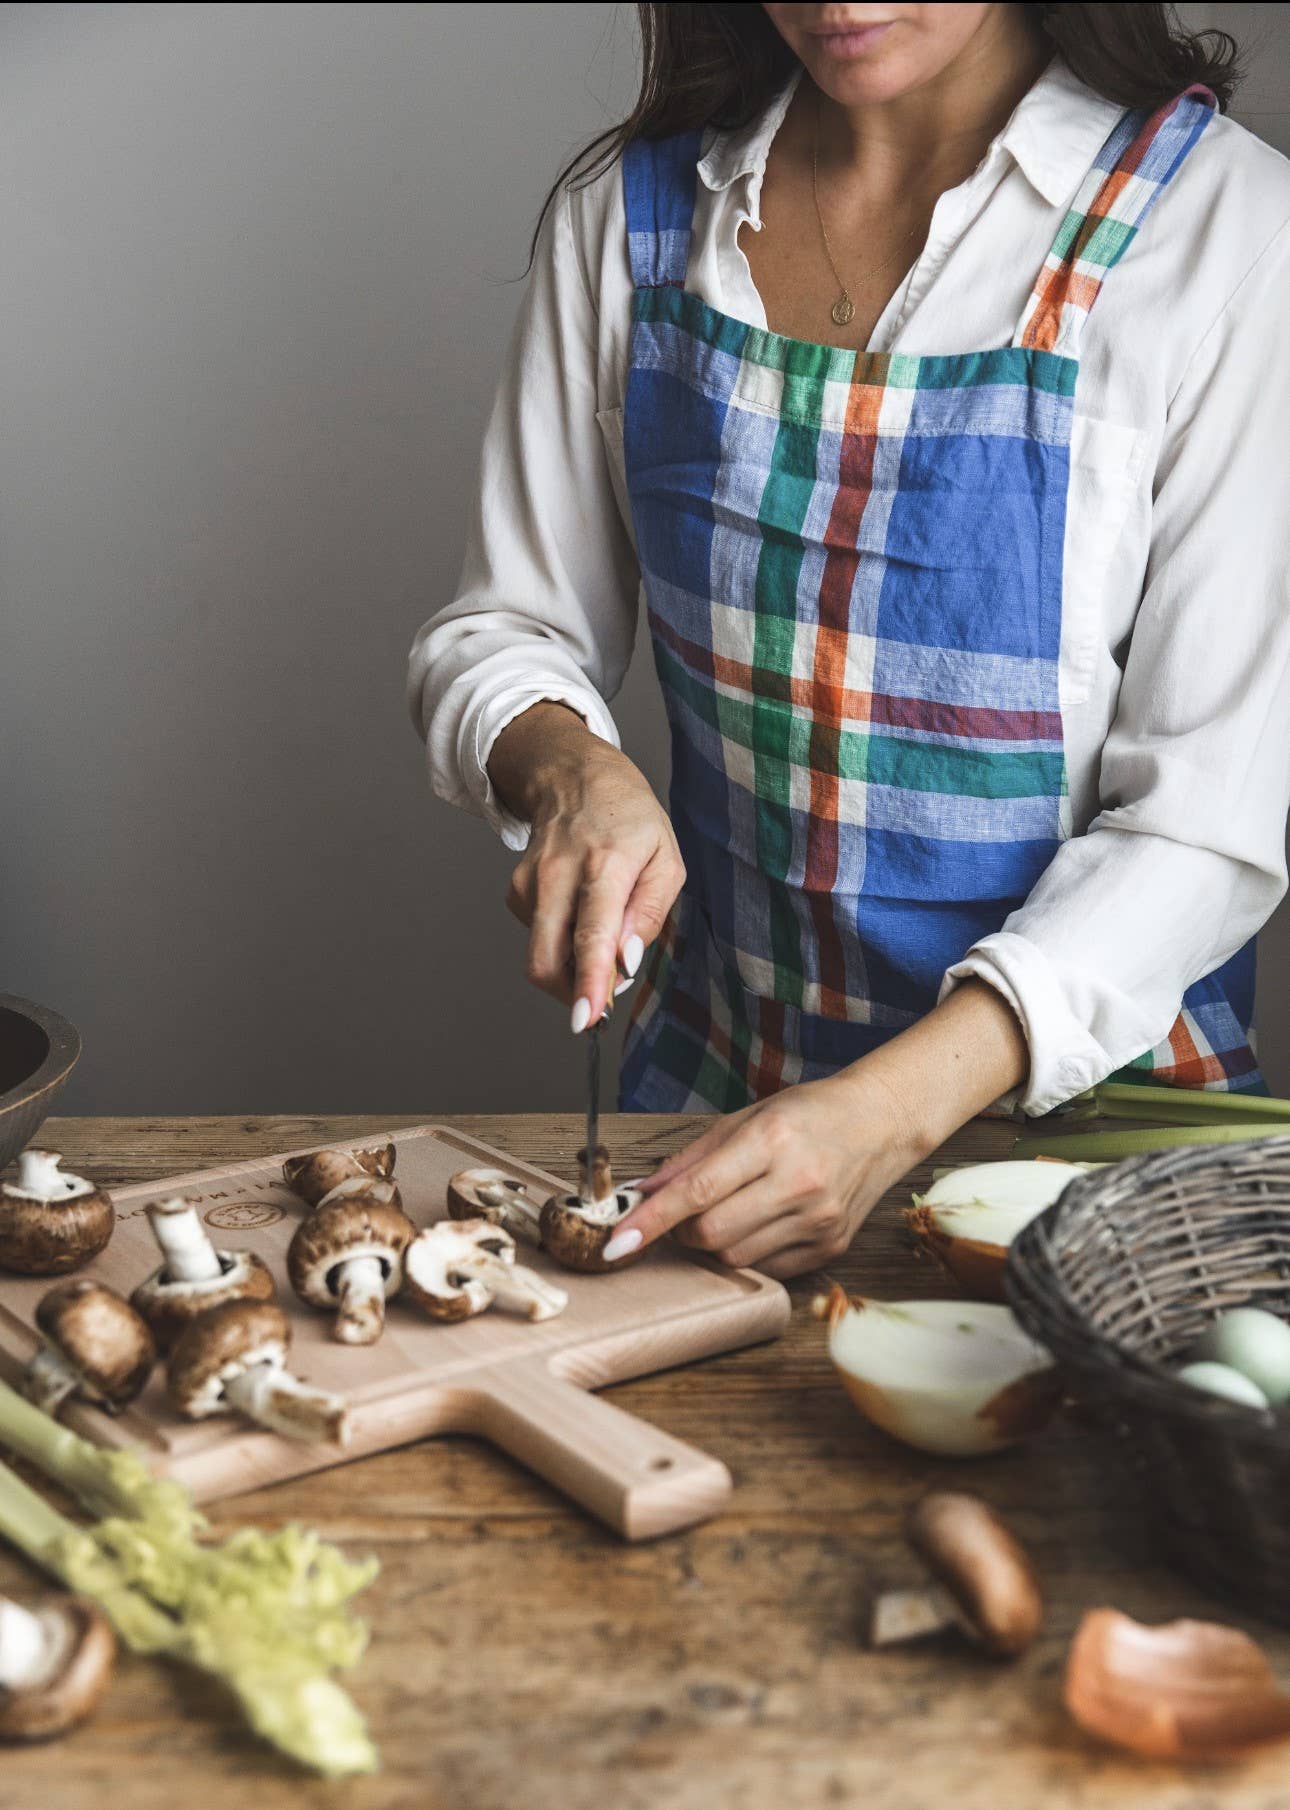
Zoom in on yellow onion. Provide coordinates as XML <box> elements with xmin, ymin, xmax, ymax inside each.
<box><xmin>815</xmin><ymin>1287</ymin><xmax>1059</xmax><ymax>1457</ymax></box>
<box><xmin>906</xmin><ymin>1160</ymin><xmax>1081</xmax><ymax>1301</ymax></box>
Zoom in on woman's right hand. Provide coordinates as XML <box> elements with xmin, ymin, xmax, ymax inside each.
<box><xmin>487</xmin><ymin>702</ymin><xmax>685</xmax><ymax>1028</ymax></box>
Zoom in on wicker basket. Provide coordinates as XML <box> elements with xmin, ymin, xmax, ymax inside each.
<box><xmin>1006</xmin><ymin>1136</ymin><xmax>1290</xmax><ymax>1623</ymax></box>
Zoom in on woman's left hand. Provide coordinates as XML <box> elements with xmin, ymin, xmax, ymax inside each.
<box><xmin>604</xmin><ymin>1066</ymin><xmax>926</xmax><ymax>1280</ymax></box>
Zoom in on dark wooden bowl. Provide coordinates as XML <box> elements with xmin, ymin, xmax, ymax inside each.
<box><xmin>0</xmin><ymin>995</ymin><xmax>81</xmax><ymax>1171</ymax></box>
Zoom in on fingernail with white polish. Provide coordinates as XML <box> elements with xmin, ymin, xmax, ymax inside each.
<box><xmin>570</xmin><ymin>997</ymin><xmax>592</xmax><ymax>1035</ymax></box>
<box><xmin>622</xmin><ymin>933</ymin><xmax>645</xmax><ymax>977</ymax></box>
<box><xmin>613</xmin><ymin>975</ymin><xmax>634</xmax><ymax>997</ymax></box>
<box><xmin>602</xmin><ymin>1227</ymin><xmax>643</xmax><ymax>1263</ymax></box>
<box><xmin>619</xmin><ymin>1177</ymin><xmax>647</xmax><ymax>1190</ymax></box>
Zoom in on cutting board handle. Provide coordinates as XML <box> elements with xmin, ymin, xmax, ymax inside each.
<box><xmin>471</xmin><ymin>1359</ymin><xmax>732</xmax><ymax>1541</ymax></box>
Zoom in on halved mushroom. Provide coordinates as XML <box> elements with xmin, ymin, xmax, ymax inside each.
<box><xmin>130</xmin><ymin>1196</ymin><xmax>276</xmax><ymax>1352</ymax></box>
<box><xmin>447</xmin><ymin>1168</ymin><xmax>543</xmax><ymax>1246</ymax></box>
<box><xmin>23</xmin><ymin>1281</ymin><xmax>156</xmax><ymax>1418</ymax></box>
<box><xmin>402</xmin><ymin>1220</ymin><xmax>568</xmax><ymax>1323</ymax></box>
<box><xmin>869</xmin><ymin>1491</ymin><xmax>1043</xmax><ymax>1658</ymax></box>
<box><xmin>282</xmin><ymin>1143</ymin><xmax>398</xmax><ymax>1208</ymax></box>
<box><xmin>540</xmin><ymin>1145</ymin><xmax>643</xmax><ymax>1274</ymax></box>
<box><xmin>287</xmin><ymin>1192</ymin><xmax>416</xmax><ymax>1345</ymax></box>
<box><xmin>0</xmin><ymin>1595</ymin><xmax>116</xmax><ymax>1742</ymax></box>
<box><xmin>167</xmin><ymin>1299</ymin><xmax>349</xmax><ymax>1444</ymax></box>
<box><xmin>0</xmin><ymin>1151</ymin><xmax>115</xmax><ymax>1276</ymax></box>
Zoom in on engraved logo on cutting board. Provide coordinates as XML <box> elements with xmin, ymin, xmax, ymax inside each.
<box><xmin>203</xmin><ymin>1200</ymin><xmax>285</xmax><ymax>1230</ymax></box>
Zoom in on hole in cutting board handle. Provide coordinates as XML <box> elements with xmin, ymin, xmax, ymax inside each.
<box><xmin>649</xmin><ymin>1456</ymin><xmax>675</xmax><ymax>1472</ymax></box>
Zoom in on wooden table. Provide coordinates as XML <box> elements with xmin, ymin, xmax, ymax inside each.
<box><xmin>2</xmin><ymin>1112</ymin><xmax>1286</xmax><ymax>1810</ymax></box>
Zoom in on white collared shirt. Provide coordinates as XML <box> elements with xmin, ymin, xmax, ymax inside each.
<box><xmin>408</xmin><ymin>59</ymin><xmax>1290</xmax><ymax>1114</ymax></box>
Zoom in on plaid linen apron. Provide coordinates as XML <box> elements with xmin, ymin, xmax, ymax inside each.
<box><xmin>618</xmin><ymin>86</ymin><xmax>1263</xmax><ymax>1112</ymax></box>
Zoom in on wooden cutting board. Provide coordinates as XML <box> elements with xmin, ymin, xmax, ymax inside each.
<box><xmin>0</xmin><ymin>1126</ymin><xmax>790</xmax><ymax>1539</ymax></box>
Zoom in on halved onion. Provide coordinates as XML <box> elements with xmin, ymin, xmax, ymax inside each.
<box><xmin>1066</xmin><ymin>1609</ymin><xmax>1290</xmax><ymax>1759</ymax></box>
<box><xmin>906</xmin><ymin>1160</ymin><xmax>1081</xmax><ymax>1301</ymax></box>
<box><xmin>815</xmin><ymin>1287</ymin><xmax>1059</xmax><ymax>1457</ymax></box>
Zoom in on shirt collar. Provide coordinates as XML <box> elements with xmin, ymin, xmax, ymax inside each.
<box><xmin>697</xmin><ymin>56</ymin><xmax>1126</xmax><ymax>217</ymax></box>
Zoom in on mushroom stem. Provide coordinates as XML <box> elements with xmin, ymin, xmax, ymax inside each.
<box><xmin>469</xmin><ymin>1255</ymin><xmax>569</xmax><ymax>1323</ymax></box>
<box><xmin>869</xmin><ymin>1584</ymin><xmax>961</xmax><ymax>1648</ymax></box>
<box><xmin>474</xmin><ymin>1180</ymin><xmax>542</xmax><ymax>1244</ymax></box>
<box><xmin>22</xmin><ymin>1347</ymin><xmax>82</xmax><ymax>1417</ymax></box>
<box><xmin>333</xmin><ymin>1256</ymin><xmax>387</xmax><ymax>1347</ymax></box>
<box><xmin>146</xmin><ymin>1198</ymin><xmax>222</xmax><ymax>1284</ymax></box>
<box><xmin>0</xmin><ymin>1599</ymin><xmax>63</xmax><ymax>1690</ymax></box>
<box><xmin>577</xmin><ymin>1144</ymin><xmax>614</xmax><ymax>1204</ymax></box>
<box><xmin>223</xmin><ymin>1363</ymin><xmax>349</xmax><ymax>1445</ymax></box>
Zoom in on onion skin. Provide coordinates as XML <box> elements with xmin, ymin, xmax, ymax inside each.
<box><xmin>1065</xmin><ymin>1609</ymin><xmax>1290</xmax><ymax>1760</ymax></box>
<box><xmin>905</xmin><ymin>1205</ymin><xmax>1008</xmax><ymax>1303</ymax></box>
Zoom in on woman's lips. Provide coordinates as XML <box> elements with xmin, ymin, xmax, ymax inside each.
<box><xmin>811</xmin><ymin>21</ymin><xmax>894</xmax><ymax>58</ymax></box>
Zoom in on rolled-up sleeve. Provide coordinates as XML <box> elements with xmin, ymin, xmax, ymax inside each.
<box><xmin>943</xmin><ymin>219</ymin><xmax>1290</xmax><ymax>1114</ymax></box>
<box><xmin>406</xmin><ymin>181</ymin><xmax>639</xmax><ymax>851</ymax></box>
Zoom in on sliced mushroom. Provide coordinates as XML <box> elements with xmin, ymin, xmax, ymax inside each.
<box><xmin>447</xmin><ymin>1168</ymin><xmax>543</xmax><ymax>1246</ymax></box>
<box><xmin>282</xmin><ymin>1143</ymin><xmax>398</xmax><ymax>1208</ymax></box>
<box><xmin>540</xmin><ymin>1144</ymin><xmax>643</xmax><ymax>1274</ymax></box>
<box><xmin>402</xmin><ymin>1220</ymin><xmax>568</xmax><ymax>1323</ymax></box>
<box><xmin>869</xmin><ymin>1492</ymin><xmax>1043</xmax><ymax>1659</ymax></box>
<box><xmin>166</xmin><ymin>1299</ymin><xmax>349</xmax><ymax>1444</ymax></box>
<box><xmin>130</xmin><ymin>1196</ymin><xmax>276</xmax><ymax>1352</ymax></box>
<box><xmin>287</xmin><ymin>1192</ymin><xmax>415</xmax><ymax>1345</ymax></box>
<box><xmin>23</xmin><ymin>1281</ymin><xmax>156</xmax><ymax>1418</ymax></box>
<box><xmin>0</xmin><ymin>1595</ymin><xmax>116</xmax><ymax>1742</ymax></box>
<box><xmin>0</xmin><ymin>1151</ymin><xmax>115</xmax><ymax>1276</ymax></box>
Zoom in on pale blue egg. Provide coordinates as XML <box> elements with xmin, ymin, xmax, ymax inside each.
<box><xmin>1177</xmin><ymin>1359</ymin><xmax>1270</xmax><ymax>1409</ymax></box>
<box><xmin>1192</xmin><ymin>1307</ymin><xmax>1290</xmax><ymax>1404</ymax></box>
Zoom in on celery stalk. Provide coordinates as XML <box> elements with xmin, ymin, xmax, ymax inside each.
<box><xmin>1088</xmin><ymin>1081</ymin><xmax>1290</xmax><ymax>1124</ymax></box>
<box><xmin>1020</xmin><ymin>1123</ymin><xmax>1290</xmax><ymax>1161</ymax></box>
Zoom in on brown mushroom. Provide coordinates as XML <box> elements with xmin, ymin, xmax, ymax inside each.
<box><xmin>402</xmin><ymin>1220</ymin><xmax>568</xmax><ymax>1323</ymax></box>
<box><xmin>23</xmin><ymin>1281</ymin><xmax>156</xmax><ymax>1417</ymax></box>
<box><xmin>540</xmin><ymin>1147</ymin><xmax>643</xmax><ymax>1275</ymax></box>
<box><xmin>446</xmin><ymin>1167</ymin><xmax>543</xmax><ymax>1246</ymax></box>
<box><xmin>287</xmin><ymin>1192</ymin><xmax>416</xmax><ymax>1345</ymax></box>
<box><xmin>868</xmin><ymin>1492</ymin><xmax>1043</xmax><ymax>1658</ymax></box>
<box><xmin>0</xmin><ymin>1595</ymin><xmax>115</xmax><ymax>1742</ymax></box>
<box><xmin>130</xmin><ymin>1196</ymin><xmax>276</xmax><ymax>1352</ymax></box>
<box><xmin>167</xmin><ymin>1299</ymin><xmax>349</xmax><ymax>1444</ymax></box>
<box><xmin>281</xmin><ymin>1143</ymin><xmax>397</xmax><ymax>1208</ymax></box>
<box><xmin>0</xmin><ymin>1151</ymin><xmax>114</xmax><ymax>1276</ymax></box>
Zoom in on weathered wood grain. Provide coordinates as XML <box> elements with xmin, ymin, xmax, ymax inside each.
<box><xmin>1</xmin><ymin>1113</ymin><xmax>1283</xmax><ymax>1810</ymax></box>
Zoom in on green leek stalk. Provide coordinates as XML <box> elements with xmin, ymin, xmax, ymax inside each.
<box><xmin>0</xmin><ymin>1378</ymin><xmax>378</xmax><ymax>1776</ymax></box>
<box><xmin>1083</xmin><ymin>1081</ymin><xmax>1290</xmax><ymax>1126</ymax></box>
<box><xmin>1021</xmin><ymin>1122</ymin><xmax>1290</xmax><ymax>1162</ymax></box>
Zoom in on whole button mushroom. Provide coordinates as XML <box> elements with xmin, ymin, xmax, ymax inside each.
<box><xmin>130</xmin><ymin>1196</ymin><xmax>276</xmax><ymax>1352</ymax></box>
<box><xmin>282</xmin><ymin>1143</ymin><xmax>398</xmax><ymax>1209</ymax></box>
<box><xmin>287</xmin><ymin>1191</ymin><xmax>416</xmax><ymax>1345</ymax></box>
<box><xmin>540</xmin><ymin>1144</ymin><xmax>644</xmax><ymax>1274</ymax></box>
<box><xmin>0</xmin><ymin>1151</ymin><xmax>115</xmax><ymax>1276</ymax></box>
<box><xmin>402</xmin><ymin>1220</ymin><xmax>568</xmax><ymax>1323</ymax></box>
<box><xmin>23</xmin><ymin>1281</ymin><xmax>156</xmax><ymax>1418</ymax></box>
<box><xmin>166</xmin><ymin>1298</ymin><xmax>350</xmax><ymax>1444</ymax></box>
<box><xmin>447</xmin><ymin>1168</ymin><xmax>543</xmax><ymax>1246</ymax></box>
<box><xmin>869</xmin><ymin>1491</ymin><xmax>1043</xmax><ymax>1658</ymax></box>
<box><xmin>0</xmin><ymin>1594</ymin><xmax>116</xmax><ymax>1743</ymax></box>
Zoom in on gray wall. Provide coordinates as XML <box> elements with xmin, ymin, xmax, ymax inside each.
<box><xmin>1</xmin><ymin>2</ymin><xmax>1287</xmax><ymax>1116</ymax></box>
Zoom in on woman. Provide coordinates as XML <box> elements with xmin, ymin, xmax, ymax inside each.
<box><xmin>409</xmin><ymin>4</ymin><xmax>1290</xmax><ymax>1277</ymax></box>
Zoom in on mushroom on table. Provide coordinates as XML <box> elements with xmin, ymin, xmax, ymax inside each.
<box><xmin>288</xmin><ymin>1189</ymin><xmax>416</xmax><ymax>1345</ymax></box>
<box><xmin>23</xmin><ymin>1281</ymin><xmax>156</xmax><ymax>1418</ymax></box>
<box><xmin>0</xmin><ymin>1594</ymin><xmax>115</xmax><ymax>1742</ymax></box>
<box><xmin>540</xmin><ymin>1144</ymin><xmax>643</xmax><ymax>1274</ymax></box>
<box><xmin>869</xmin><ymin>1491</ymin><xmax>1043</xmax><ymax>1658</ymax></box>
<box><xmin>282</xmin><ymin>1143</ymin><xmax>398</xmax><ymax>1209</ymax></box>
<box><xmin>130</xmin><ymin>1196</ymin><xmax>276</xmax><ymax>1352</ymax></box>
<box><xmin>0</xmin><ymin>1151</ymin><xmax>115</xmax><ymax>1276</ymax></box>
<box><xmin>166</xmin><ymin>1299</ymin><xmax>350</xmax><ymax>1444</ymax></box>
<box><xmin>402</xmin><ymin>1220</ymin><xmax>568</xmax><ymax>1323</ymax></box>
<box><xmin>447</xmin><ymin>1168</ymin><xmax>543</xmax><ymax>1246</ymax></box>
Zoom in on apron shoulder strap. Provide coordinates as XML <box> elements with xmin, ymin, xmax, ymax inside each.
<box><xmin>622</xmin><ymin>128</ymin><xmax>705</xmax><ymax>290</ymax></box>
<box><xmin>1016</xmin><ymin>84</ymin><xmax>1217</xmax><ymax>355</ymax></box>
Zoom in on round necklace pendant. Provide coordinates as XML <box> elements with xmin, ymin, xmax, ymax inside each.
<box><xmin>831</xmin><ymin>295</ymin><xmax>855</xmax><ymax>327</ymax></box>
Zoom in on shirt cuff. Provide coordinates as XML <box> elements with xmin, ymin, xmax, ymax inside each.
<box><xmin>460</xmin><ymin>680</ymin><xmax>622</xmax><ymax>852</ymax></box>
<box><xmin>939</xmin><ymin>931</ymin><xmax>1123</xmax><ymax>1117</ymax></box>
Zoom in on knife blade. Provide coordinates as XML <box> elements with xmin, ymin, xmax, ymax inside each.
<box><xmin>584</xmin><ymin>1018</ymin><xmax>601</xmax><ymax>1191</ymax></box>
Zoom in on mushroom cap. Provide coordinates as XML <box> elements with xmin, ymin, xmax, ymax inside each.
<box><xmin>446</xmin><ymin>1167</ymin><xmax>542</xmax><ymax>1227</ymax></box>
<box><xmin>540</xmin><ymin>1189</ymin><xmax>643</xmax><ymax>1274</ymax></box>
<box><xmin>286</xmin><ymin>1195</ymin><xmax>415</xmax><ymax>1308</ymax></box>
<box><xmin>906</xmin><ymin>1491</ymin><xmax>1042</xmax><ymax>1658</ymax></box>
<box><xmin>281</xmin><ymin>1143</ymin><xmax>397</xmax><ymax>1207</ymax></box>
<box><xmin>402</xmin><ymin>1219</ymin><xmax>516</xmax><ymax>1322</ymax></box>
<box><xmin>0</xmin><ymin>1187</ymin><xmax>114</xmax><ymax>1277</ymax></box>
<box><xmin>166</xmin><ymin>1298</ymin><xmax>290</xmax><ymax>1419</ymax></box>
<box><xmin>34</xmin><ymin>1282</ymin><xmax>156</xmax><ymax>1412</ymax></box>
<box><xmin>0</xmin><ymin>1598</ymin><xmax>116</xmax><ymax>1743</ymax></box>
<box><xmin>130</xmin><ymin>1248</ymin><xmax>276</xmax><ymax>1353</ymax></box>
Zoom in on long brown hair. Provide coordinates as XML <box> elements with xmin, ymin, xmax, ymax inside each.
<box><xmin>530</xmin><ymin>3</ymin><xmax>1239</xmax><ymax>262</ymax></box>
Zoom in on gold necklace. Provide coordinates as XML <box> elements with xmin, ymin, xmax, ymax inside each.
<box><xmin>811</xmin><ymin>93</ymin><xmax>924</xmax><ymax>328</ymax></box>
